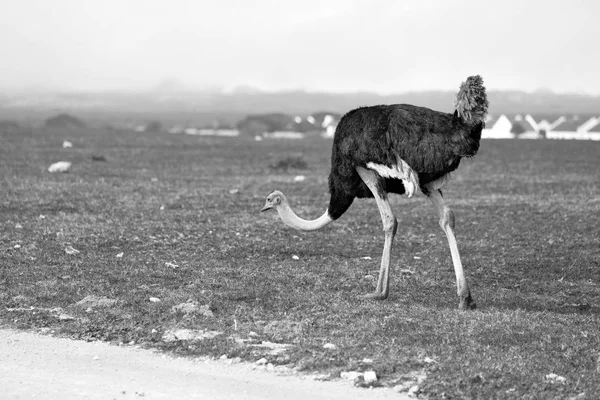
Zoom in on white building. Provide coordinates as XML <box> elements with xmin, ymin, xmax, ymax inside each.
<box><xmin>482</xmin><ymin>115</ymin><xmax>515</xmax><ymax>139</ymax></box>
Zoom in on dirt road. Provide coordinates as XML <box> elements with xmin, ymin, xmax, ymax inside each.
<box><xmin>0</xmin><ymin>330</ymin><xmax>406</xmax><ymax>399</ymax></box>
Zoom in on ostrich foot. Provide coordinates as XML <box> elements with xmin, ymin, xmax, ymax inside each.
<box><xmin>361</xmin><ymin>292</ymin><xmax>388</xmax><ymax>301</ymax></box>
<box><xmin>459</xmin><ymin>293</ymin><xmax>477</xmax><ymax>310</ymax></box>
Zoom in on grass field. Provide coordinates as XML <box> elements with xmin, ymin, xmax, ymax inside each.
<box><xmin>1</xmin><ymin>124</ymin><xmax>599</xmax><ymax>399</ymax></box>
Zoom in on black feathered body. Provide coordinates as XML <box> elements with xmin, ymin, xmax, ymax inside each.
<box><xmin>327</xmin><ymin>104</ymin><xmax>484</xmax><ymax>219</ymax></box>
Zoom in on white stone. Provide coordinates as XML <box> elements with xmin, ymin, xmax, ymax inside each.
<box><xmin>322</xmin><ymin>343</ymin><xmax>337</xmax><ymax>350</ymax></box>
<box><xmin>363</xmin><ymin>370</ymin><xmax>377</xmax><ymax>384</ymax></box>
<box><xmin>64</xmin><ymin>246</ymin><xmax>80</xmax><ymax>255</ymax></box>
<box><xmin>58</xmin><ymin>313</ymin><xmax>74</xmax><ymax>321</ymax></box>
<box><xmin>546</xmin><ymin>373</ymin><xmax>566</xmax><ymax>383</ymax></box>
<box><xmin>408</xmin><ymin>385</ymin><xmax>420</xmax><ymax>397</ymax></box>
<box><xmin>48</xmin><ymin>161</ymin><xmax>72</xmax><ymax>173</ymax></box>
<box><xmin>340</xmin><ymin>371</ymin><xmax>362</xmax><ymax>381</ymax></box>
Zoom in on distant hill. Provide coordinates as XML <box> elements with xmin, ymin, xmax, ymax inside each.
<box><xmin>44</xmin><ymin>113</ymin><xmax>86</xmax><ymax>129</ymax></box>
<box><xmin>2</xmin><ymin>88</ymin><xmax>599</xmax><ymax>116</ymax></box>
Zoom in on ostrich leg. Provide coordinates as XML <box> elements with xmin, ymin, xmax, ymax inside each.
<box><xmin>426</xmin><ymin>189</ymin><xmax>476</xmax><ymax>310</ymax></box>
<box><xmin>356</xmin><ymin>167</ymin><xmax>398</xmax><ymax>300</ymax></box>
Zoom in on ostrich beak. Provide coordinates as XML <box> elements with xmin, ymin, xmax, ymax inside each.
<box><xmin>261</xmin><ymin>202</ymin><xmax>272</xmax><ymax>212</ymax></box>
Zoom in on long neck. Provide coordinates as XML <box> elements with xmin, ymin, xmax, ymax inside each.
<box><xmin>452</xmin><ymin>116</ymin><xmax>484</xmax><ymax>157</ymax></box>
<box><xmin>277</xmin><ymin>202</ymin><xmax>332</xmax><ymax>231</ymax></box>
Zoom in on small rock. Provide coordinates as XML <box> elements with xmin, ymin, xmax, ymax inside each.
<box><xmin>229</xmin><ymin>189</ymin><xmax>239</xmax><ymax>195</ymax></box>
<box><xmin>361</xmin><ymin>358</ymin><xmax>373</xmax><ymax>364</ymax></box>
<box><xmin>62</xmin><ymin>140</ymin><xmax>73</xmax><ymax>148</ymax></box>
<box><xmin>323</xmin><ymin>343</ymin><xmax>337</xmax><ymax>350</ymax></box>
<box><xmin>159</xmin><ymin>205</ymin><xmax>165</xmax><ymax>211</ymax></box>
<box><xmin>545</xmin><ymin>373</ymin><xmax>566</xmax><ymax>383</ymax></box>
<box><xmin>413</xmin><ymin>256</ymin><xmax>421</xmax><ymax>260</ymax></box>
<box><xmin>255</xmin><ymin>358</ymin><xmax>268</xmax><ymax>365</ymax></box>
<box><xmin>162</xmin><ymin>329</ymin><xmax>222</xmax><ymax>342</ymax></box>
<box><xmin>58</xmin><ymin>313</ymin><xmax>75</xmax><ymax>321</ymax></box>
<box><xmin>149</xmin><ymin>297</ymin><xmax>161</xmax><ymax>303</ymax></box>
<box><xmin>116</xmin><ymin>252</ymin><xmax>124</xmax><ymax>258</ymax></box>
<box><xmin>165</xmin><ymin>261</ymin><xmax>179</xmax><ymax>268</ymax></box>
<box><xmin>151</xmin><ymin>329</ymin><xmax>157</xmax><ymax>334</ymax></box>
<box><xmin>48</xmin><ymin>161</ymin><xmax>72</xmax><ymax>173</ymax></box>
<box><xmin>363</xmin><ymin>274</ymin><xmax>374</xmax><ymax>281</ymax></box>
<box><xmin>64</xmin><ymin>245</ymin><xmax>80</xmax><ymax>255</ymax></box>
<box><xmin>364</xmin><ymin>370</ymin><xmax>378</xmax><ymax>384</ymax></box>
<box><xmin>292</xmin><ymin>255</ymin><xmax>300</xmax><ymax>260</ymax></box>
<box><xmin>340</xmin><ymin>371</ymin><xmax>362</xmax><ymax>381</ymax></box>
<box><xmin>423</xmin><ymin>357</ymin><xmax>437</xmax><ymax>364</ymax></box>
<box><xmin>219</xmin><ymin>354</ymin><xmax>228</xmax><ymax>360</ymax></box>
<box><xmin>293</xmin><ymin>175</ymin><xmax>305</xmax><ymax>182</ymax></box>
<box><xmin>15</xmin><ymin>223</ymin><xmax>23</xmax><ymax>229</ymax></box>
<box><xmin>14</xmin><ymin>244</ymin><xmax>21</xmax><ymax>249</ymax></box>
<box><xmin>408</xmin><ymin>385</ymin><xmax>420</xmax><ymax>397</ymax></box>
<box><xmin>361</xmin><ymin>256</ymin><xmax>372</xmax><ymax>260</ymax></box>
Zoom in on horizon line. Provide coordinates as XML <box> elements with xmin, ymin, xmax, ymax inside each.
<box><xmin>1</xmin><ymin>85</ymin><xmax>599</xmax><ymax>97</ymax></box>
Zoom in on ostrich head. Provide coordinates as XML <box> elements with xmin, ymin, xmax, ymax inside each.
<box><xmin>454</xmin><ymin>75</ymin><xmax>489</xmax><ymax>124</ymax></box>
<box><xmin>261</xmin><ymin>190</ymin><xmax>286</xmax><ymax>212</ymax></box>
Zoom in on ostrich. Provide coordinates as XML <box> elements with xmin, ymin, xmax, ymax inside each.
<box><xmin>261</xmin><ymin>75</ymin><xmax>488</xmax><ymax>310</ymax></box>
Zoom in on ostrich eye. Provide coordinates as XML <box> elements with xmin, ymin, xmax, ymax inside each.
<box><xmin>274</xmin><ymin>197</ymin><xmax>281</xmax><ymax>204</ymax></box>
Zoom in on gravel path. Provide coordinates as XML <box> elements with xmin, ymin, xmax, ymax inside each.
<box><xmin>0</xmin><ymin>329</ymin><xmax>406</xmax><ymax>399</ymax></box>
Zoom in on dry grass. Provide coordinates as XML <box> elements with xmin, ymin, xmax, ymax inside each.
<box><xmin>1</xmin><ymin>125</ymin><xmax>599</xmax><ymax>399</ymax></box>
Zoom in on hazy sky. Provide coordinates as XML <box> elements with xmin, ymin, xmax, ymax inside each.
<box><xmin>1</xmin><ymin>0</ymin><xmax>599</xmax><ymax>94</ymax></box>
